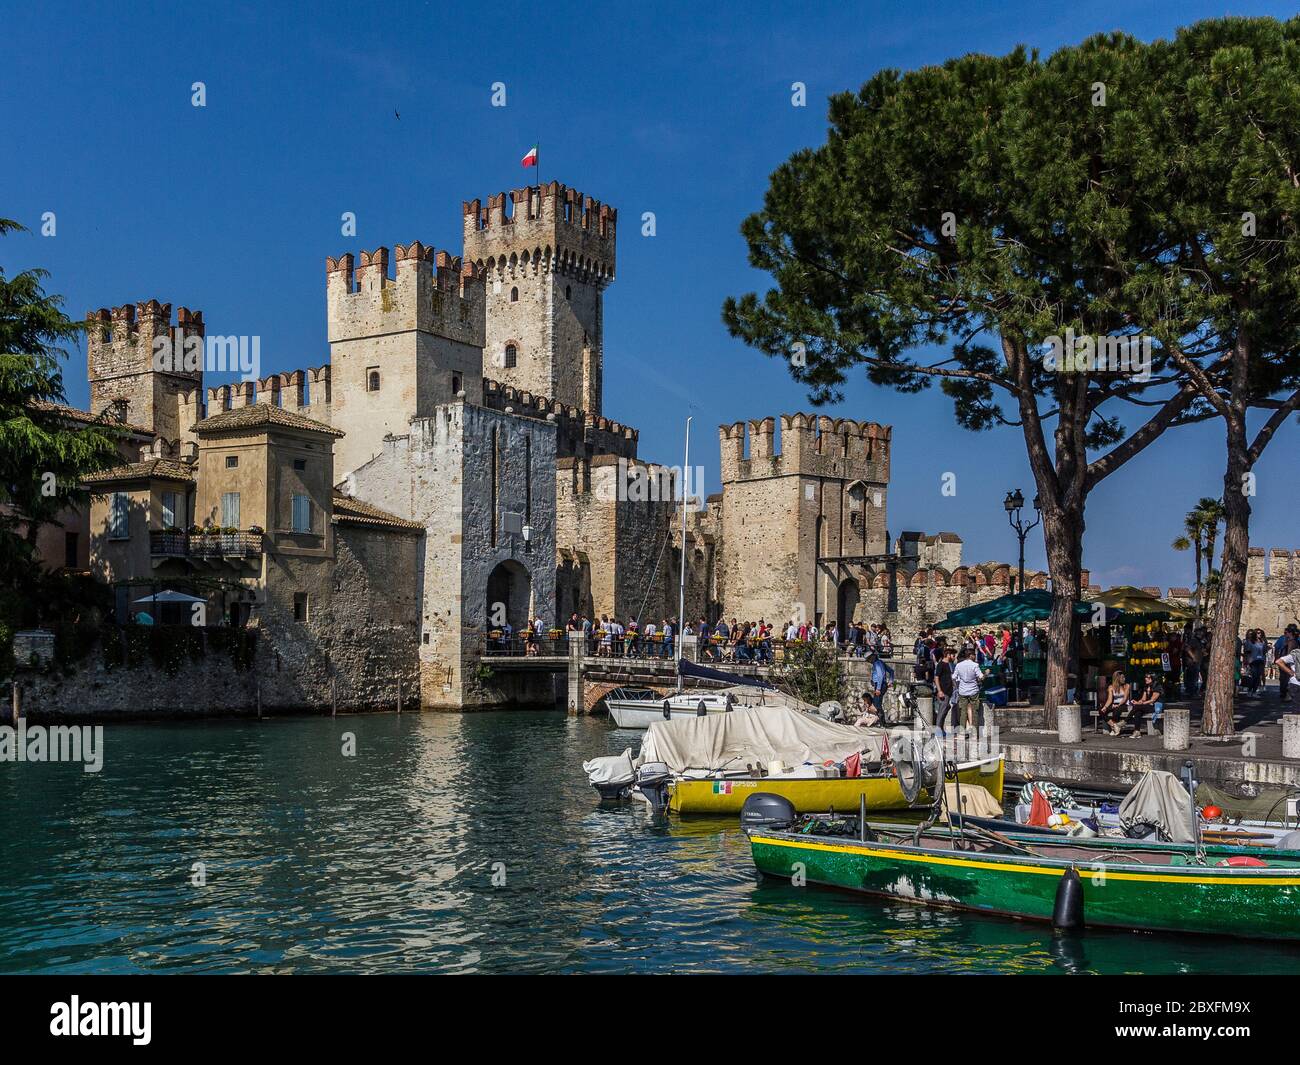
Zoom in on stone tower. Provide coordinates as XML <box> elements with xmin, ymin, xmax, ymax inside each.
<box><xmin>462</xmin><ymin>182</ymin><xmax>615</xmax><ymax>415</ymax></box>
<box><xmin>326</xmin><ymin>243</ymin><xmax>485</xmax><ymax>477</ymax></box>
<box><xmin>717</xmin><ymin>414</ymin><xmax>891</xmax><ymax>630</ymax></box>
<box><xmin>87</xmin><ymin>301</ymin><xmax>205</xmax><ymax>443</ymax></box>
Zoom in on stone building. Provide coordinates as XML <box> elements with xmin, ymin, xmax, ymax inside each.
<box><xmin>51</xmin><ymin>175</ymin><xmax>1138</xmax><ymax>715</ymax></box>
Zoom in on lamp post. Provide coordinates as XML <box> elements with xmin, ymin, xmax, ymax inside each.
<box><xmin>1004</xmin><ymin>489</ymin><xmax>1041</xmax><ymax>702</ymax></box>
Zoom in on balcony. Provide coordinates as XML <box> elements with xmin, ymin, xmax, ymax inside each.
<box><xmin>150</xmin><ymin>530</ymin><xmax>264</xmax><ymax>561</ymax></box>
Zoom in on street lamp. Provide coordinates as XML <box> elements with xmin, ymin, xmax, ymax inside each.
<box><xmin>1004</xmin><ymin>489</ymin><xmax>1042</xmax><ymax>702</ymax></box>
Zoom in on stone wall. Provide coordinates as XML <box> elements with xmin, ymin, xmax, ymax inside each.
<box><xmin>1243</xmin><ymin>548</ymin><xmax>1300</xmax><ymax>635</ymax></box>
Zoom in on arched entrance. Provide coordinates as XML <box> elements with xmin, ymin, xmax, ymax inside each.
<box><xmin>836</xmin><ymin>577</ymin><xmax>860</xmax><ymax>638</ymax></box>
<box><xmin>486</xmin><ymin>559</ymin><xmax>533</xmax><ymax>630</ymax></box>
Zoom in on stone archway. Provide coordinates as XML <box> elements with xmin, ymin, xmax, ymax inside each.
<box><xmin>486</xmin><ymin>559</ymin><xmax>533</xmax><ymax>629</ymax></box>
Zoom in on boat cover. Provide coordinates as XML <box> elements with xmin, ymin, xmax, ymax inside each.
<box><xmin>1118</xmin><ymin>770</ymin><xmax>1195</xmax><ymax>843</ymax></box>
<box><xmin>940</xmin><ymin>781</ymin><xmax>1004</xmax><ymax>821</ymax></box>
<box><xmin>638</xmin><ymin>704</ymin><xmax>885</xmax><ymax>775</ymax></box>
<box><xmin>583</xmin><ymin>747</ymin><xmax>636</xmax><ymax>786</ymax></box>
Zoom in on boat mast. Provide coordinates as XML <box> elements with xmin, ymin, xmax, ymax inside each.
<box><xmin>676</xmin><ymin>416</ymin><xmax>691</xmax><ymax>694</ymax></box>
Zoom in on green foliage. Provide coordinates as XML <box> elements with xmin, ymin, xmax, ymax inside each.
<box><xmin>0</xmin><ymin>219</ymin><xmax>123</xmax><ymax>591</ymax></box>
<box><xmin>774</xmin><ymin>641</ymin><xmax>845</xmax><ymax>708</ymax></box>
<box><xmin>723</xmin><ymin>16</ymin><xmax>1300</xmax><ymax>443</ymax></box>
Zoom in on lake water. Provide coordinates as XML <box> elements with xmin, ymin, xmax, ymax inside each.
<box><xmin>2</xmin><ymin>711</ymin><xmax>1297</xmax><ymax>974</ymax></box>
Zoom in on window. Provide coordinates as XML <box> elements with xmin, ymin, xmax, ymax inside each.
<box><xmin>504</xmin><ymin>344</ymin><xmax>517</xmax><ymax>368</ymax></box>
<box><xmin>64</xmin><ymin>531</ymin><xmax>79</xmax><ymax>569</ymax></box>
<box><xmin>161</xmin><ymin>491</ymin><xmax>178</xmax><ymax>528</ymax></box>
<box><xmin>367</xmin><ymin>368</ymin><xmax>381</xmax><ymax>392</ymax></box>
<box><xmin>293</xmin><ymin>459</ymin><xmax>307</xmax><ymax>472</ymax></box>
<box><xmin>293</xmin><ymin>593</ymin><xmax>309</xmax><ymax>623</ymax></box>
<box><xmin>451</xmin><ymin>374</ymin><xmax>462</xmax><ymax>396</ymax></box>
<box><xmin>510</xmin><ymin>286</ymin><xmax>519</xmax><ymax>302</ymax></box>
<box><xmin>109</xmin><ymin>492</ymin><xmax>129</xmax><ymax>539</ymax></box>
<box><xmin>225</xmin><ymin>455</ymin><xmax>238</xmax><ymax>469</ymax></box>
<box><xmin>221</xmin><ymin>492</ymin><xmax>240</xmax><ymax>529</ymax></box>
<box><xmin>292</xmin><ymin>494</ymin><xmax>311</xmax><ymax>533</ymax></box>
<box><xmin>565</xmin><ymin>285</ymin><xmax>571</xmax><ymax>300</ymax></box>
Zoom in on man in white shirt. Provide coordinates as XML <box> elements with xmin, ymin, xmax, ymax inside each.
<box><xmin>951</xmin><ymin>648</ymin><xmax>984</xmax><ymax>727</ymax></box>
<box><xmin>1276</xmin><ymin>650</ymin><xmax>1300</xmax><ymax>695</ymax></box>
<box><xmin>785</xmin><ymin>621</ymin><xmax>798</xmax><ymax>642</ymax></box>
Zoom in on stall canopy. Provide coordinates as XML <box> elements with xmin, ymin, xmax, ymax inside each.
<box><xmin>934</xmin><ymin>589</ymin><xmax>1110</xmax><ymax>630</ymax></box>
<box><xmin>1086</xmin><ymin>586</ymin><xmax>1194</xmax><ymax>621</ymax></box>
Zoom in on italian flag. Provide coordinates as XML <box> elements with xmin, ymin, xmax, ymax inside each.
<box><xmin>521</xmin><ymin>145</ymin><xmax>538</xmax><ymax>168</ymax></box>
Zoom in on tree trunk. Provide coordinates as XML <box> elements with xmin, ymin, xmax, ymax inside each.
<box><xmin>1203</xmin><ymin>440</ymin><xmax>1250</xmax><ymax>735</ymax></box>
<box><xmin>1040</xmin><ymin>503</ymin><xmax>1084</xmax><ymax>713</ymax></box>
<box><xmin>1193</xmin><ymin>540</ymin><xmax>1203</xmax><ymax>619</ymax></box>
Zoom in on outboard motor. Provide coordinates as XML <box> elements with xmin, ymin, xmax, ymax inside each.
<box><xmin>740</xmin><ymin>792</ymin><xmax>797</xmax><ymax>830</ymax></box>
<box><xmin>636</xmin><ymin>761</ymin><xmax>673</xmax><ymax>812</ymax></box>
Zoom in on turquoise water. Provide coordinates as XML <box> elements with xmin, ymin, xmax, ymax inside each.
<box><xmin>1</xmin><ymin>711</ymin><xmax>1297</xmax><ymax>974</ymax></box>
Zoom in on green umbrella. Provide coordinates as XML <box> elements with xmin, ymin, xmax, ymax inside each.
<box><xmin>935</xmin><ymin>589</ymin><xmax>1114</xmax><ymax>630</ymax></box>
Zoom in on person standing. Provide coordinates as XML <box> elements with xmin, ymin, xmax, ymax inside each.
<box><xmin>952</xmin><ymin>648</ymin><xmax>983</xmax><ymax>728</ymax></box>
<box><xmin>934</xmin><ymin>646</ymin><xmax>957</xmax><ymax>733</ymax></box>
<box><xmin>1275</xmin><ymin>625</ymin><xmax>1299</xmax><ymax>703</ymax></box>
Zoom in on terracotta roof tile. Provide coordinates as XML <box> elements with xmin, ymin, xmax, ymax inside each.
<box><xmin>195</xmin><ymin>404</ymin><xmax>343</xmax><ymax>437</ymax></box>
<box><xmin>82</xmin><ymin>458</ymin><xmax>196</xmax><ymax>486</ymax></box>
<box><xmin>331</xmin><ymin>492</ymin><xmax>423</xmax><ymax>532</ymax></box>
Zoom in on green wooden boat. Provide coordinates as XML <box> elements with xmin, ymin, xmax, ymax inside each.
<box><xmin>748</xmin><ymin>823</ymin><xmax>1300</xmax><ymax>940</ymax></box>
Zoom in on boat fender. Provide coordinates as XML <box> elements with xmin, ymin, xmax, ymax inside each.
<box><xmin>696</xmin><ymin>700</ymin><xmax>707</xmax><ymax>717</ymax></box>
<box><xmin>1277</xmin><ymin>831</ymin><xmax>1300</xmax><ymax>851</ymax></box>
<box><xmin>1052</xmin><ymin>866</ymin><xmax>1085</xmax><ymax>931</ymax></box>
<box><xmin>662</xmin><ymin>700</ymin><xmax>672</xmax><ymax>720</ymax></box>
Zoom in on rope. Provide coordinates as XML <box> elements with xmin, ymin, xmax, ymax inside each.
<box><xmin>633</xmin><ymin>530</ymin><xmax>674</xmax><ymax>629</ymax></box>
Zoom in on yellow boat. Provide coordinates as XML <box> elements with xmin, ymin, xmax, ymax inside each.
<box><xmin>667</xmin><ymin>755</ymin><xmax>1004</xmax><ymax>815</ymax></box>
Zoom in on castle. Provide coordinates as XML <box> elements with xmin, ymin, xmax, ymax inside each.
<box><xmin>52</xmin><ymin>177</ymin><xmax>1207</xmax><ymax>714</ymax></box>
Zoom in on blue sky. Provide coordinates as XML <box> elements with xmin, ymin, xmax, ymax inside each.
<box><xmin>3</xmin><ymin>0</ymin><xmax>1296</xmax><ymax>590</ymax></box>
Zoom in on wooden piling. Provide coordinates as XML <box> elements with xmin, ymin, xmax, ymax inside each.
<box><xmin>11</xmin><ymin>682</ymin><xmax>20</xmax><ymax>725</ymax></box>
<box><xmin>397</xmin><ymin>674</ymin><xmax>402</xmax><ymax>714</ymax></box>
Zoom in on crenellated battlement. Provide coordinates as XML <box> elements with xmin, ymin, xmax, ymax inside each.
<box><xmin>326</xmin><ymin>243</ymin><xmax>485</xmax><ymax>349</ymax></box>
<box><xmin>193</xmin><ymin>364</ymin><xmax>332</xmax><ymax>426</ymax></box>
<box><xmin>87</xmin><ymin>302</ymin><xmax>205</xmax><ymax>382</ymax></box>
<box><xmin>482</xmin><ymin>378</ymin><xmax>636</xmax><ymax>460</ymax></box>
<box><xmin>718</xmin><ymin>412</ymin><xmax>891</xmax><ymax>485</ymax></box>
<box><xmin>462</xmin><ymin>182</ymin><xmax>616</xmax><ymax>282</ymax></box>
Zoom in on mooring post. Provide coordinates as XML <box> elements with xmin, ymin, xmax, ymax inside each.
<box><xmin>1283</xmin><ymin>714</ymin><xmax>1300</xmax><ymax>759</ymax></box>
<box><xmin>1056</xmin><ymin>702</ymin><xmax>1081</xmax><ymax>744</ymax></box>
<box><xmin>11</xmin><ymin>682</ymin><xmax>20</xmax><ymax>725</ymax></box>
<box><xmin>397</xmin><ymin>674</ymin><xmax>402</xmax><ymax>714</ymax></box>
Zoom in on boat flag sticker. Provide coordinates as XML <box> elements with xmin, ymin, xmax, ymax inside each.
<box><xmin>712</xmin><ymin>781</ymin><xmax>732</xmax><ymax>795</ymax></box>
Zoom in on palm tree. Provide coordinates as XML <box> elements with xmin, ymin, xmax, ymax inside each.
<box><xmin>1171</xmin><ymin>498</ymin><xmax>1226</xmax><ymax>619</ymax></box>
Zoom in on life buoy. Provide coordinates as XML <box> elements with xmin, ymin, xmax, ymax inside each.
<box><xmin>1217</xmin><ymin>856</ymin><xmax>1267</xmax><ymax>867</ymax></box>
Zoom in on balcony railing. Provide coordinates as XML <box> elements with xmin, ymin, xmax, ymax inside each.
<box><xmin>150</xmin><ymin>530</ymin><xmax>264</xmax><ymax>559</ymax></box>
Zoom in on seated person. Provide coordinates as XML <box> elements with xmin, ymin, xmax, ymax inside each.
<box><xmin>1130</xmin><ymin>673</ymin><xmax>1164</xmax><ymax>732</ymax></box>
<box><xmin>1098</xmin><ymin>670</ymin><xmax>1132</xmax><ymax>737</ymax></box>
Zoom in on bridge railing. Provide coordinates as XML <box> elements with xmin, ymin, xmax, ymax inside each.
<box><xmin>481</xmin><ymin>632</ymin><xmax>569</xmax><ymax>657</ymax></box>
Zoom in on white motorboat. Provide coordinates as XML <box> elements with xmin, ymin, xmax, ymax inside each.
<box><xmin>605</xmin><ymin>687</ymin><xmax>739</xmax><ymax>728</ymax></box>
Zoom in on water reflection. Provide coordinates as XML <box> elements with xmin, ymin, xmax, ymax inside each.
<box><xmin>0</xmin><ymin>712</ymin><xmax>1298</xmax><ymax>973</ymax></box>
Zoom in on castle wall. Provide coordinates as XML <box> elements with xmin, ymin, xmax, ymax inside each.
<box><xmin>463</xmin><ymin>183</ymin><xmax>615</xmax><ymax>414</ymax></box>
<box><xmin>1243</xmin><ymin>549</ymin><xmax>1300</xmax><ymax>635</ymax></box>
<box><xmin>326</xmin><ymin>244</ymin><xmax>485</xmax><ymax>477</ymax></box>
<box><xmin>345</xmin><ymin>401</ymin><xmax>558</xmax><ymax>709</ymax></box>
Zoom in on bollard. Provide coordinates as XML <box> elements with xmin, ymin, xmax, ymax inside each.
<box><xmin>916</xmin><ymin>695</ymin><xmax>934</xmax><ymax>726</ymax></box>
<box><xmin>567</xmin><ymin>631</ymin><xmax>586</xmax><ymax>715</ymax></box>
<box><xmin>1163</xmin><ymin>707</ymin><xmax>1190</xmax><ymax>751</ymax></box>
<box><xmin>1057</xmin><ymin>702</ymin><xmax>1081</xmax><ymax>744</ymax></box>
<box><xmin>1284</xmin><ymin>714</ymin><xmax>1300</xmax><ymax>759</ymax></box>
